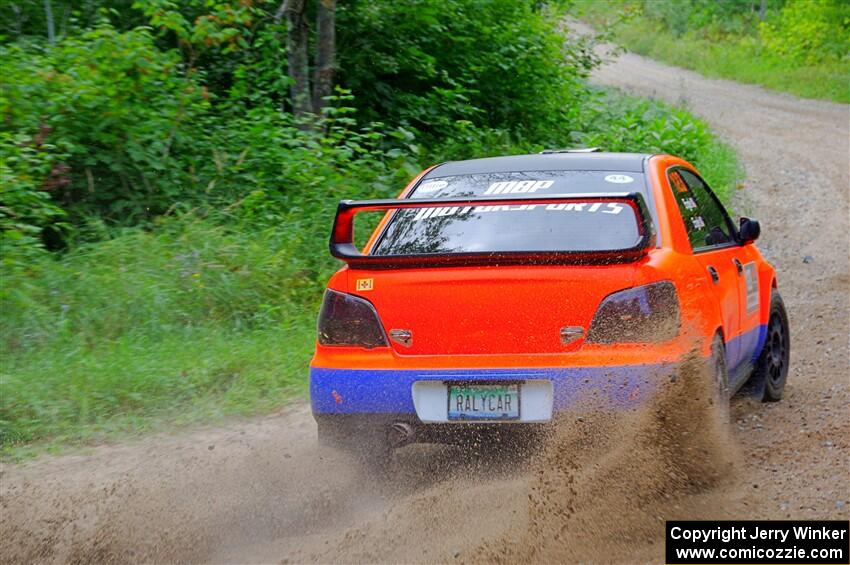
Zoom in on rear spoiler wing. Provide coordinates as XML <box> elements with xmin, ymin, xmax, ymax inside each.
<box><xmin>330</xmin><ymin>193</ymin><xmax>655</xmax><ymax>269</ymax></box>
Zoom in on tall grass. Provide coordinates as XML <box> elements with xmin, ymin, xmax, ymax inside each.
<box><xmin>2</xmin><ymin>324</ymin><xmax>313</xmax><ymax>452</ymax></box>
<box><xmin>616</xmin><ymin>24</ymin><xmax>849</xmax><ymax>103</ymax></box>
<box><xmin>1</xmin><ymin>219</ymin><xmax>324</xmax><ymax>452</ymax></box>
<box><xmin>2</xmin><ymin>218</ymin><xmax>331</xmax><ymax>352</ymax></box>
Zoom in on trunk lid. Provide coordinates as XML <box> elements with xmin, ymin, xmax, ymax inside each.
<box><xmin>348</xmin><ymin>265</ymin><xmax>638</xmax><ymax>355</ymax></box>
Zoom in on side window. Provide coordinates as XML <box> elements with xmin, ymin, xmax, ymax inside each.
<box><xmin>668</xmin><ymin>168</ymin><xmax>733</xmax><ymax>251</ymax></box>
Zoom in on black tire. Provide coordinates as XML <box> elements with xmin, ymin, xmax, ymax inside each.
<box><xmin>710</xmin><ymin>332</ymin><xmax>730</xmax><ymax>406</ymax></box>
<box><xmin>754</xmin><ymin>292</ymin><xmax>790</xmax><ymax>402</ymax></box>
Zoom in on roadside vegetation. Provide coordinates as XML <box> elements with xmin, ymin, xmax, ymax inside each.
<box><xmin>574</xmin><ymin>0</ymin><xmax>850</xmax><ymax>103</ymax></box>
<box><xmin>1</xmin><ymin>0</ymin><xmax>738</xmax><ymax>456</ymax></box>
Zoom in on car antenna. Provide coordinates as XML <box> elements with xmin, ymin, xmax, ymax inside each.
<box><xmin>539</xmin><ymin>147</ymin><xmax>600</xmax><ymax>154</ymax></box>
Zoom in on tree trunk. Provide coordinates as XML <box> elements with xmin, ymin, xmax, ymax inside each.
<box><xmin>758</xmin><ymin>0</ymin><xmax>767</xmax><ymax>20</ymax></box>
<box><xmin>282</xmin><ymin>0</ymin><xmax>313</xmax><ymax>116</ymax></box>
<box><xmin>312</xmin><ymin>0</ymin><xmax>336</xmax><ymax>113</ymax></box>
<box><xmin>44</xmin><ymin>0</ymin><xmax>55</xmax><ymax>43</ymax></box>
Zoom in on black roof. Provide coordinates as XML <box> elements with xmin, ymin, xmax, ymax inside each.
<box><xmin>422</xmin><ymin>152</ymin><xmax>652</xmax><ymax>178</ymax></box>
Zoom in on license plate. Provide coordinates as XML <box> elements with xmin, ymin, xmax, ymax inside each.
<box><xmin>447</xmin><ymin>383</ymin><xmax>520</xmax><ymax>421</ymax></box>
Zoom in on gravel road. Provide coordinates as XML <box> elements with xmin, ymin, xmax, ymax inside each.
<box><xmin>2</xmin><ymin>35</ymin><xmax>848</xmax><ymax>565</ymax></box>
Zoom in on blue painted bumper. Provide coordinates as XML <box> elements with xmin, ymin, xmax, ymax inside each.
<box><xmin>310</xmin><ymin>363</ymin><xmax>677</xmax><ymax>415</ymax></box>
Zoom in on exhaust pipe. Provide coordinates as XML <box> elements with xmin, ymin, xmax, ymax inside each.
<box><xmin>389</xmin><ymin>422</ymin><xmax>415</xmax><ymax>448</ymax></box>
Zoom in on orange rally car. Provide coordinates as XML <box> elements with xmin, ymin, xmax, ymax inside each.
<box><xmin>309</xmin><ymin>151</ymin><xmax>790</xmax><ymax>457</ymax></box>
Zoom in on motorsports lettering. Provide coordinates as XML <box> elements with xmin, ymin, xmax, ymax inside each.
<box><xmin>412</xmin><ymin>201</ymin><xmax>625</xmax><ymax>221</ymax></box>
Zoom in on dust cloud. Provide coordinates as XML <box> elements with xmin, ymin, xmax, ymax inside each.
<box><xmin>479</xmin><ymin>354</ymin><xmax>738</xmax><ymax>563</ymax></box>
<box><xmin>2</xmin><ymin>356</ymin><xmax>738</xmax><ymax>564</ymax></box>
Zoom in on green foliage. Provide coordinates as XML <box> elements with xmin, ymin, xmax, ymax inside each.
<box><xmin>0</xmin><ymin>0</ymin><xmax>144</xmax><ymax>42</ymax></box>
<box><xmin>637</xmin><ymin>0</ymin><xmax>782</xmax><ymax>39</ymax></box>
<box><xmin>1</xmin><ymin>109</ymin><xmax>420</xmax><ymax>356</ymax></box>
<box><xmin>3</xmin><ymin>219</ymin><xmax>306</xmax><ymax>352</ymax></box>
<box><xmin>575</xmin><ymin>0</ymin><xmax>850</xmax><ymax>103</ymax></box>
<box><xmin>0</xmin><ymin>131</ymin><xmax>68</xmax><ymax>260</ymax></box>
<box><xmin>0</xmin><ymin>20</ymin><xmax>416</xmax><ymax>252</ymax></box>
<box><xmin>0</xmin><ymin>23</ymin><xmax>208</xmax><ymax>237</ymax></box>
<box><xmin>1</xmin><ymin>323</ymin><xmax>313</xmax><ymax>449</ymax></box>
<box><xmin>760</xmin><ymin>0</ymin><xmax>850</xmax><ymax>63</ymax></box>
<box><xmin>336</xmin><ymin>0</ymin><xmax>597</xmax><ymax>141</ymax></box>
<box><xmin>131</xmin><ymin>0</ymin><xmax>282</xmax><ymax>102</ymax></box>
<box><xmin>575</xmin><ymin>90</ymin><xmax>739</xmax><ymax>202</ymax></box>
<box><xmin>134</xmin><ymin>0</ymin><xmax>258</xmax><ymax>51</ymax></box>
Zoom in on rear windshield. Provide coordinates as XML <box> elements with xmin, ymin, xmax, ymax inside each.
<box><xmin>371</xmin><ymin>170</ymin><xmax>652</xmax><ymax>255</ymax></box>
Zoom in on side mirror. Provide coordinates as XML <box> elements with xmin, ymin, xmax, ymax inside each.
<box><xmin>739</xmin><ymin>217</ymin><xmax>760</xmax><ymax>244</ymax></box>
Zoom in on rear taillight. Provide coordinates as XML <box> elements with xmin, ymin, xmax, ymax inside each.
<box><xmin>317</xmin><ymin>289</ymin><xmax>388</xmax><ymax>348</ymax></box>
<box><xmin>586</xmin><ymin>281</ymin><xmax>680</xmax><ymax>343</ymax></box>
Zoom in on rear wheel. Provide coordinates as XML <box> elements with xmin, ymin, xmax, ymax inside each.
<box><xmin>754</xmin><ymin>292</ymin><xmax>790</xmax><ymax>402</ymax></box>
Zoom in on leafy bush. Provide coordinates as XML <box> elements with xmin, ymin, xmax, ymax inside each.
<box><xmin>585</xmin><ymin>0</ymin><xmax>849</xmax><ymax>55</ymax></box>
<box><xmin>0</xmin><ymin>131</ymin><xmax>68</xmax><ymax>262</ymax></box>
<box><xmin>636</xmin><ymin>0</ymin><xmax>784</xmax><ymax>39</ymax></box>
<box><xmin>577</xmin><ymin>89</ymin><xmax>738</xmax><ymax>201</ymax></box>
<box><xmin>128</xmin><ymin>0</ymin><xmax>600</xmax><ymax>144</ymax></box>
<box><xmin>0</xmin><ymin>106</ymin><xmax>420</xmax><ymax>354</ymax></box>
<box><xmin>760</xmin><ymin>0</ymin><xmax>850</xmax><ymax>63</ymax></box>
<box><xmin>0</xmin><ymin>23</ymin><xmax>207</xmax><ymax>239</ymax></box>
<box><xmin>0</xmin><ymin>23</ymin><xmax>420</xmax><ymax>254</ymax></box>
<box><xmin>336</xmin><ymin>0</ymin><xmax>597</xmax><ymax>142</ymax></box>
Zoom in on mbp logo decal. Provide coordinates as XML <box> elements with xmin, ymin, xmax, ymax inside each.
<box><xmin>484</xmin><ymin>180</ymin><xmax>553</xmax><ymax>195</ymax></box>
<box><xmin>355</xmin><ymin>278</ymin><xmax>374</xmax><ymax>291</ymax></box>
<box><xmin>418</xmin><ymin>180</ymin><xmax>448</xmax><ymax>193</ymax></box>
<box><xmin>604</xmin><ymin>174</ymin><xmax>634</xmax><ymax>184</ymax></box>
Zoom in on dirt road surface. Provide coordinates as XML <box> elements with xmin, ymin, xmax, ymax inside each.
<box><xmin>2</xmin><ymin>32</ymin><xmax>848</xmax><ymax>564</ymax></box>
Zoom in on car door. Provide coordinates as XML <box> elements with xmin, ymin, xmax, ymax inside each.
<box><xmin>732</xmin><ymin>238</ymin><xmax>764</xmax><ymax>378</ymax></box>
<box><xmin>668</xmin><ymin>168</ymin><xmax>749</xmax><ymax>381</ymax></box>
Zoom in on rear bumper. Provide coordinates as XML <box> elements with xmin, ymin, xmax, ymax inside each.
<box><xmin>310</xmin><ymin>363</ymin><xmax>677</xmax><ymax>421</ymax></box>
<box><xmin>315</xmin><ymin>412</ymin><xmax>549</xmax><ymax>448</ymax></box>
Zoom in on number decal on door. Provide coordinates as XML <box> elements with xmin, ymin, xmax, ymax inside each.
<box><xmin>743</xmin><ymin>262</ymin><xmax>759</xmax><ymax>313</ymax></box>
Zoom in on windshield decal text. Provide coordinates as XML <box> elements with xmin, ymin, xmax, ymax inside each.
<box><xmin>483</xmin><ymin>180</ymin><xmax>553</xmax><ymax>195</ymax></box>
<box><xmin>411</xmin><ymin>202</ymin><xmax>624</xmax><ymax>221</ymax></box>
<box><xmin>417</xmin><ymin>180</ymin><xmax>448</xmax><ymax>193</ymax></box>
